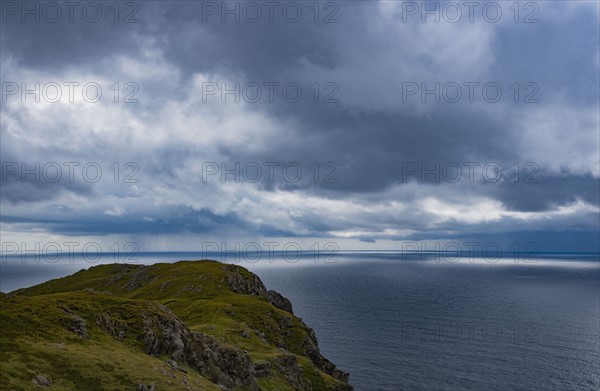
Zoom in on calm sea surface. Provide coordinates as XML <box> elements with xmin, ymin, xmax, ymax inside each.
<box><xmin>1</xmin><ymin>252</ymin><xmax>599</xmax><ymax>390</ymax></box>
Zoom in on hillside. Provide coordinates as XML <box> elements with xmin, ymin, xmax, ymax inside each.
<box><xmin>0</xmin><ymin>260</ymin><xmax>352</xmax><ymax>390</ymax></box>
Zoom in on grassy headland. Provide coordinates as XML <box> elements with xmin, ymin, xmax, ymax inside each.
<box><xmin>0</xmin><ymin>260</ymin><xmax>352</xmax><ymax>390</ymax></box>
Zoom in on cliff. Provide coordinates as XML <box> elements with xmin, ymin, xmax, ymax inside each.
<box><xmin>0</xmin><ymin>260</ymin><xmax>352</xmax><ymax>390</ymax></box>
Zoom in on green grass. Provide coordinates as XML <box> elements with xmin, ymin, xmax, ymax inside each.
<box><xmin>0</xmin><ymin>292</ymin><xmax>221</xmax><ymax>390</ymax></box>
<box><xmin>1</xmin><ymin>260</ymin><xmax>351</xmax><ymax>390</ymax></box>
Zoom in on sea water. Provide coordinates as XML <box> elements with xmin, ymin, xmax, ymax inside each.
<box><xmin>1</xmin><ymin>252</ymin><xmax>598</xmax><ymax>390</ymax></box>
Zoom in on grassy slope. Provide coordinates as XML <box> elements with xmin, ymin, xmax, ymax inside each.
<box><xmin>1</xmin><ymin>291</ymin><xmax>221</xmax><ymax>390</ymax></box>
<box><xmin>0</xmin><ymin>260</ymin><xmax>348</xmax><ymax>390</ymax></box>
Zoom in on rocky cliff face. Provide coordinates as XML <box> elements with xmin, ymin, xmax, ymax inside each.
<box><xmin>141</xmin><ymin>302</ymin><xmax>259</xmax><ymax>390</ymax></box>
<box><xmin>221</xmin><ymin>264</ymin><xmax>350</xmax><ymax>387</ymax></box>
<box><xmin>1</xmin><ymin>260</ymin><xmax>352</xmax><ymax>390</ymax></box>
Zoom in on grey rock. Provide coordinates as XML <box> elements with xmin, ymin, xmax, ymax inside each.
<box><xmin>96</xmin><ymin>313</ymin><xmax>127</xmax><ymax>340</ymax></box>
<box><xmin>254</xmin><ymin>362</ymin><xmax>271</xmax><ymax>378</ymax></box>
<box><xmin>63</xmin><ymin>314</ymin><xmax>89</xmax><ymax>339</ymax></box>
<box><xmin>278</xmin><ymin>316</ymin><xmax>294</xmax><ymax>329</ymax></box>
<box><xmin>266</xmin><ymin>290</ymin><xmax>293</xmax><ymax>313</ymax></box>
<box><xmin>272</xmin><ymin>354</ymin><xmax>310</xmax><ymax>390</ymax></box>
<box><xmin>32</xmin><ymin>375</ymin><xmax>51</xmax><ymax>387</ymax></box>
<box><xmin>223</xmin><ymin>267</ymin><xmax>267</xmax><ymax>295</ymax></box>
<box><xmin>256</xmin><ymin>331</ymin><xmax>267</xmax><ymax>340</ymax></box>
<box><xmin>168</xmin><ymin>359</ymin><xmax>187</xmax><ymax>373</ymax></box>
<box><xmin>124</xmin><ymin>266</ymin><xmax>155</xmax><ymax>291</ymax></box>
<box><xmin>141</xmin><ymin>302</ymin><xmax>259</xmax><ymax>390</ymax></box>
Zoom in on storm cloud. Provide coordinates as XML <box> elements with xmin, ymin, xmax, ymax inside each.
<box><xmin>1</xmin><ymin>0</ymin><xmax>598</xmax><ymax>251</ymax></box>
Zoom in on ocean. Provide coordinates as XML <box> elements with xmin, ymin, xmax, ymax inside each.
<box><xmin>1</xmin><ymin>252</ymin><xmax>599</xmax><ymax>390</ymax></box>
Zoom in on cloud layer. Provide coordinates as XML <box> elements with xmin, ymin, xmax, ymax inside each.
<box><xmin>1</xmin><ymin>1</ymin><xmax>599</xmax><ymax>251</ymax></box>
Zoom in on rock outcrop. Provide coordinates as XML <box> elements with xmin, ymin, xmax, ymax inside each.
<box><xmin>266</xmin><ymin>290</ymin><xmax>294</xmax><ymax>313</ymax></box>
<box><xmin>141</xmin><ymin>302</ymin><xmax>259</xmax><ymax>390</ymax></box>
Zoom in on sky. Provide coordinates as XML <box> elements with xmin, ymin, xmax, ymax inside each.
<box><xmin>1</xmin><ymin>0</ymin><xmax>599</xmax><ymax>255</ymax></box>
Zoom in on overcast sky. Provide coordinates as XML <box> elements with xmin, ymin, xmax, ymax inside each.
<box><xmin>1</xmin><ymin>1</ymin><xmax>599</xmax><ymax>253</ymax></box>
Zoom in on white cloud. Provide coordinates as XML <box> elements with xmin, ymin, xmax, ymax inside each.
<box><xmin>104</xmin><ymin>207</ymin><xmax>126</xmax><ymax>217</ymax></box>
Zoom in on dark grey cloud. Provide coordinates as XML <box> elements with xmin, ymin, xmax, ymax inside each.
<box><xmin>1</xmin><ymin>0</ymin><xmax>598</xmax><ymax>250</ymax></box>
